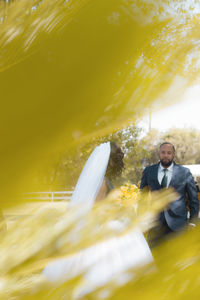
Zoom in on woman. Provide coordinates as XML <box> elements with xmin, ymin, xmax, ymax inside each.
<box><xmin>70</xmin><ymin>141</ymin><xmax>123</xmax><ymax>210</ymax></box>
<box><xmin>43</xmin><ymin>142</ymin><xmax>153</xmax><ymax>290</ymax></box>
<box><xmin>95</xmin><ymin>142</ymin><xmax>124</xmax><ymax>201</ymax></box>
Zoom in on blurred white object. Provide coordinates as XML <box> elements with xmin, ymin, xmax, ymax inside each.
<box><xmin>42</xmin><ymin>227</ymin><xmax>153</xmax><ymax>285</ymax></box>
<box><xmin>188</xmin><ymin>222</ymin><xmax>196</xmax><ymax>227</ymax></box>
<box><xmin>183</xmin><ymin>164</ymin><xmax>200</xmax><ymax>177</ymax></box>
<box><xmin>43</xmin><ymin>142</ymin><xmax>153</xmax><ymax>293</ymax></box>
<box><xmin>70</xmin><ymin>142</ymin><xmax>110</xmax><ymax>210</ymax></box>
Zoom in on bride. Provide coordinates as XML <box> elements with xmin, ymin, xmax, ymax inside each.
<box><xmin>42</xmin><ymin>142</ymin><xmax>153</xmax><ymax>293</ymax></box>
<box><xmin>70</xmin><ymin>142</ymin><xmax>124</xmax><ymax>207</ymax></box>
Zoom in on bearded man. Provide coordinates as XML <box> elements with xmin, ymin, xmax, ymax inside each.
<box><xmin>140</xmin><ymin>142</ymin><xmax>199</xmax><ymax>246</ymax></box>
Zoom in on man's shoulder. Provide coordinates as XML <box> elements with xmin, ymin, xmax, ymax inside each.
<box><xmin>144</xmin><ymin>163</ymin><xmax>159</xmax><ymax>171</ymax></box>
<box><xmin>174</xmin><ymin>163</ymin><xmax>190</xmax><ymax>173</ymax></box>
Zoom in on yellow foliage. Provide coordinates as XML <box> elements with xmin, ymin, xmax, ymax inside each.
<box><xmin>0</xmin><ymin>0</ymin><xmax>200</xmax><ymax>203</ymax></box>
<box><xmin>0</xmin><ymin>189</ymin><xmax>177</xmax><ymax>299</ymax></box>
<box><xmin>0</xmin><ymin>0</ymin><xmax>200</xmax><ymax>299</ymax></box>
<box><xmin>119</xmin><ymin>182</ymin><xmax>139</xmax><ymax>207</ymax></box>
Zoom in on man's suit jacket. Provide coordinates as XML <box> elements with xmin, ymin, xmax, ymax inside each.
<box><xmin>140</xmin><ymin>162</ymin><xmax>199</xmax><ymax>231</ymax></box>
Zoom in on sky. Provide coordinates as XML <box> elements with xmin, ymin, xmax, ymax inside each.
<box><xmin>138</xmin><ymin>85</ymin><xmax>200</xmax><ymax>133</ymax></box>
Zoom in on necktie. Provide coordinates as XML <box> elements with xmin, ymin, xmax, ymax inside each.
<box><xmin>161</xmin><ymin>169</ymin><xmax>168</xmax><ymax>188</ymax></box>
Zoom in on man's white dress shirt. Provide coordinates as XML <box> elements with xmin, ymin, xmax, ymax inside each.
<box><xmin>158</xmin><ymin>162</ymin><xmax>174</xmax><ymax>188</ymax></box>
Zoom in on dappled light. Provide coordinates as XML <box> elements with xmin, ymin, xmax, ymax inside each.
<box><xmin>1</xmin><ymin>0</ymin><xmax>200</xmax><ymax>200</ymax></box>
<box><xmin>1</xmin><ymin>0</ymin><xmax>200</xmax><ymax>299</ymax></box>
<box><xmin>0</xmin><ymin>188</ymin><xmax>176</xmax><ymax>299</ymax></box>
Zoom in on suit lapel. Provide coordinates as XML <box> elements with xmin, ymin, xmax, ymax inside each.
<box><xmin>169</xmin><ymin>162</ymin><xmax>178</xmax><ymax>187</ymax></box>
<box><xmin>152</xmin><ymin>163</ymin><xmax>161</xmax><ymax>189</ymax></box>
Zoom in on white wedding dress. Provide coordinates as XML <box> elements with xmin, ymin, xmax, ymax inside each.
<box><xmin>42</xmin><ymin>142</ymin><xmax>153</xmax><ymax>295</ymax></box>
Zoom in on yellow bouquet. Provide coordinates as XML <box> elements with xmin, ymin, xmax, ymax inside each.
<box><xmin>118</xmin><ymin>182</ymin><xmax>140</xmax><ymax>209</ymax></box>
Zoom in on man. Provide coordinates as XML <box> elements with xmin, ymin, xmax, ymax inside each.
<box><xmin>140</xmin><ymin>142</ymin><xmax>199</xmax><ymax>245</ymax></box>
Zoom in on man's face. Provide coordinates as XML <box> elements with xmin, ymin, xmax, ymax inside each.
<box><xmin>159</xmin><ymin>144</ymin><xmax>175</xmax><ymax>167</ymax></box>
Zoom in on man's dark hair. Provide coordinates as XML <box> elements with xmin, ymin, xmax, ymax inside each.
<box><xmin>159</xmin><ymin>142</ymin><xmax>175</xmax><ymax>152</ymax></box>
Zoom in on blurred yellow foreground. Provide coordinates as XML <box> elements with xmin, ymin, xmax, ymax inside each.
<box><xmin>0</xmin><ymin>0</ymin><xmax>200</xmax><ymax>299</ymax></box>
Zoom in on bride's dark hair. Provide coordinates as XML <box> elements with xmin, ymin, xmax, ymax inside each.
<box><xmin>105</xmin><ymin>142</ymin><xmax>124</xmax><ymax>180</ymax></box>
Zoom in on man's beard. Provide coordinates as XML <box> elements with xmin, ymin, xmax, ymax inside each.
<box><xmin>160</xmin><ymin>159</ymin><xmax>173</xmax><ymax>167</ymax></box>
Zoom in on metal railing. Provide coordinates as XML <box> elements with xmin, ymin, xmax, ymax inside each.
<box><xmin>23</xmin><ymin>191</ymin><xmax>73</xmax><ymax>202</ymax></box>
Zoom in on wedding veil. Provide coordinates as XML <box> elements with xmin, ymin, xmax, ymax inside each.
<box><xmin>70</xmin><ymin>142</ymin><xmax>111</xmax><ymax>210</ymax></box>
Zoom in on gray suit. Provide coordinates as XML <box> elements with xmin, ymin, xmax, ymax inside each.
<box><xmin>140</xmin><ymin>162</ymin><xmax>199</xmax><ymax>231</ymax></box>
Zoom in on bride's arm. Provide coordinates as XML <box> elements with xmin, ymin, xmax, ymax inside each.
<box><xmin>95</xmin><ymin>179</ymin><xmax>108</xmax><ymax>202</ymax></box>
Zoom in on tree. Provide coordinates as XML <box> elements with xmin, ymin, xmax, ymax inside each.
<box><xmin>32</xmin><ymin>126</ymin><xmax>200</xmax><ymax>191</ymax></box>
<box><xmin>140</xmin><ymin>127</ymin><xmax>200</xmax><ymax>166</ymax></box>
<box><xmin>33</xmin><ymin>123</ymin><xmax>149</xmax><ymax>190</ymax></box>
<box><xmin>58</xmin><ymin>124</ymin><xmax>148</xmax><ymax>189</ymax></box>
<box><xmin>108</xmin><ymin>124</ymin><xmax>150</xmax><ymax>186</ymax></box>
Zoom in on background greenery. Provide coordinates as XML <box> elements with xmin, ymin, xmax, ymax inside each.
<box><xmin>35</xmin><ymin>126</ymin><xmax>200</xmax><ymax>191</ymax></box>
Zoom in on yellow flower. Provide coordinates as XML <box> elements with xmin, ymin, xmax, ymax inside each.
<box><xmin>119</xmin><ymin>182</ymin><xmax>139</xmax><ymax>206</ymax></box>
